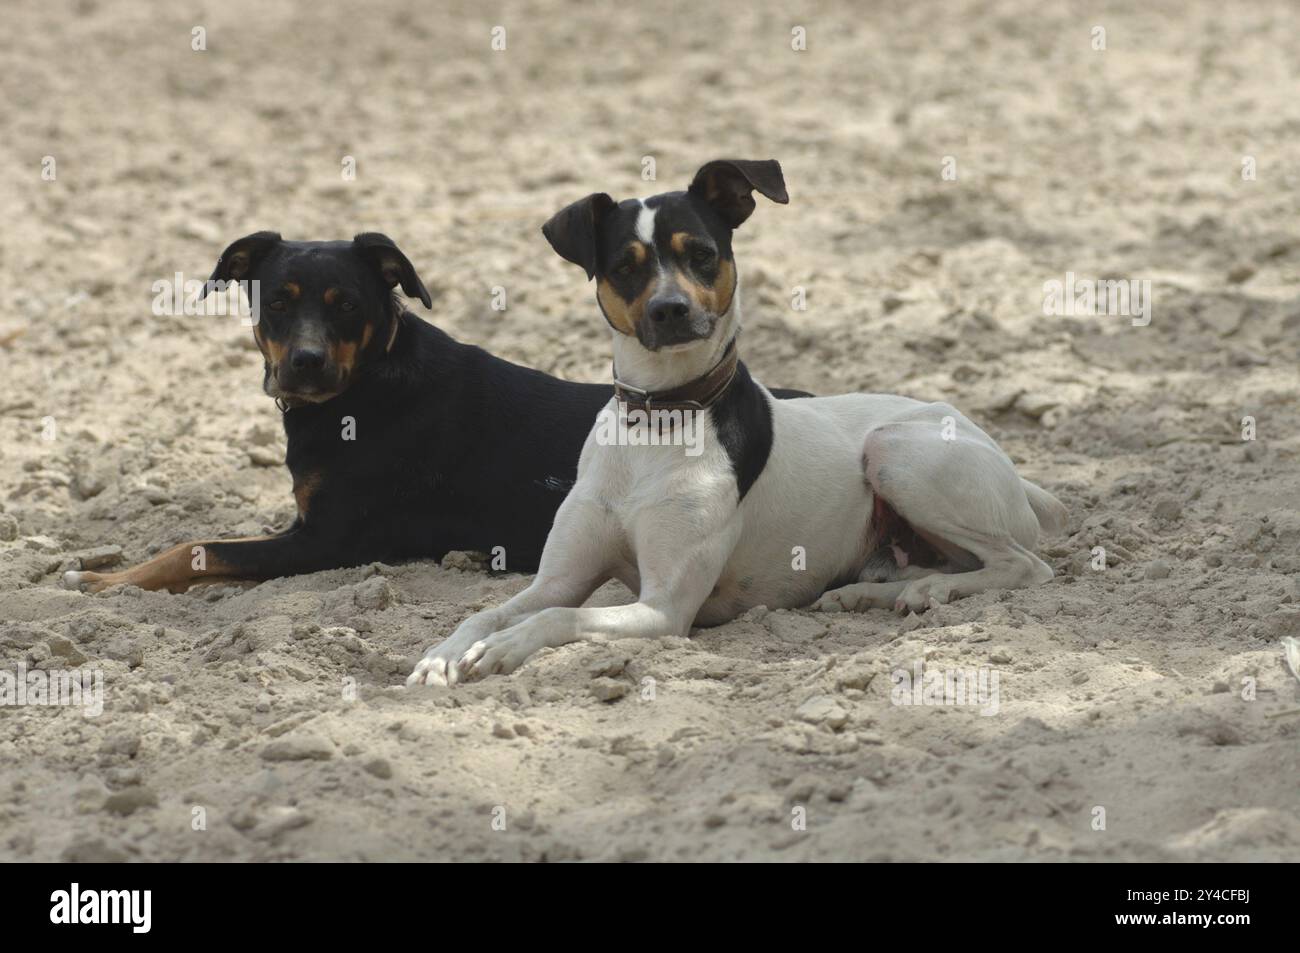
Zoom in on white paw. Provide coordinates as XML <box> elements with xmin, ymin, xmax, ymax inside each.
<box><xmin>461</xmin><ymin>626</ymin><xmax>549</xmax><ymax>679</ymax></box>
<box><xmin>896</xmin><ymin>577</ymin><xmax>953</xmax><ymax>614</ymax></box>
<box><xmin>812</xmin><ymin>583</ymin><xmax>898</xmax><ymax>613</ymax></box>
<box><xmin>63</xmin><ymin>570</ymin><xmax>107</xmax><ymax>593</ymax></box>
<box><xmin>811</xmin><ymin>590</ymin><xmax>846</xmax><ymax>612</ymax></box>
<box><xmin>407</xmin><ymin>633</ymin><xmax>477</xmax><ymax>687</ymax></box>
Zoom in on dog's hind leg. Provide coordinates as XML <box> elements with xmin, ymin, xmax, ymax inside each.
<box><xmin>813</xmin><ymin>579</ymin><xmax>912</xmax><ymax>612</ymax></box>
<box><xmin>815</xmin><ymin>404</ymin><xmax>1060</xmax><ymax>614</ymax></box>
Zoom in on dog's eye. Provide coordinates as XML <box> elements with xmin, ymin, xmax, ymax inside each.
<box><xmin>268</xmin><ymin>300</ymin><xmax>287</xmax><ymax>312</ymax></box>
<box><xmin>614</xmin><ymin>261</ymin><xmax>636</xmax><ymax>277</ymax></box>
<box><xmin>690</xmin><ymin>248</ymin><xmax>716</xmax><ymax>267</ymax></box>
<box><xmin>340</xmin><ymin>300</ymin><xmax>355</xmax><ymax>312</ymax></box>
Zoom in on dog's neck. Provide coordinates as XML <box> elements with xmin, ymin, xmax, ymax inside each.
<box><xmin>610</xmin><ymin>286</ymin><xmax>743</xmax><ymax>393</ymax></box>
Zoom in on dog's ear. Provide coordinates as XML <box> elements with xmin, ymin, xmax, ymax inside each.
<box><xmin>542</xmin><ymin>193</ymin><xmax>616</xmax><ymax>280</ymax></box>
<box><xmin>353</xmin><ymin>232</ymin><xmax>433</xmax><ymax>309</ymax></box>
<box><xmin>204</xmin><ymin>231</ymin><xmax>281</xmax><ymax>296</ymax></box>
<box><xmin>688</xmin><ymin>159</ymin><xmax>788</xmax><ymax>229</ymax></box>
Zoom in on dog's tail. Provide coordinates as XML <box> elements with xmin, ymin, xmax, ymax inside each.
<box><xmin>1021</xmin><ymin>479</ymin><xmax>1068</xmax><ymax>536</ymax></box>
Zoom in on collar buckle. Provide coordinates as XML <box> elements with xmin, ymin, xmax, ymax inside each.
<box><xmin>612</xmin><ymin>336</ymin><xmax>740</xmax><ymax>413</ymax></box>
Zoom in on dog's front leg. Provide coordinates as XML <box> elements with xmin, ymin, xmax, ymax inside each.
<box><xmin>406</xmin><ymin>572</ymin><xmax>601</xmax><ymax>687</ymax></box>
<box><xmin>458</xmin><ymin>514</ymin><xmax>742</xmax><ymax>679</ymax></box>
<box><xmin>407</xmin><ymin>497</ymin><xmax>618</xmax><ymax>687</ymax></box>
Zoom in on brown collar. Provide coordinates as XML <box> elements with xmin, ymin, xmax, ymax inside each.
<box><xmin>613</xmin><ymin>338</ymin><xmax>739</xmax><ymax>413</ymax></box>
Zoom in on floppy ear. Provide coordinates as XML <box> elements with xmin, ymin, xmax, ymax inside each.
<box><xmin>353</xmin><ymin>232</ymin><xmax>433</xmax><ymax>309</ymax></box>
<box><xmin>688</xmin><ymin>159</ymin><xmax>789</xmax><ymax>229</ymax></box>
<box><xmin>542</xmin><ymin>193</ymin><xmax>615</xmax><ymax>280</ymax></box>
<box><xmin>204</xmin><ymin>231</ymin><xmax>281</xmax><ymax>297</ymax></box>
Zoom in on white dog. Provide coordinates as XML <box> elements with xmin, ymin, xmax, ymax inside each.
<box><xmin>409</xmin><ymin>158</ymin><xmax>1065</xmax><ymax>686</ymax></box>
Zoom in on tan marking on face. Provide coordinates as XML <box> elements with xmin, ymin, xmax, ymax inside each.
<box><xmin>674</xmin><ymin>257</ymin><xmax>736</xmax><ymax>316</ymax></box>
<box><xmin>293</xmin><ymin>471</ymin><xmax>322</xmax><ymax>520</ymax></box>
<box><xmin>596</xmin><ymin>279</ymin><xmax>650</xmax><ymax>336</ymax></box>
<box><xmin>255</xmin><ymin>325</ymin><xmax>287</xmax><ymax>367</ymax></box>
<box><xmin>361</xmin><ymin>323</ymin><xmax>374</xmax><ymax>350</ymax></box>
<box><xmin>594</xmin><ymin>243</ymin><xmax>653</xmax><ymax>335</ymax></box>
<box><xmin>670</xmin><ymin>232</ymin><xmax>691</xmax><ymax>255</ymax></box>
<box><xmin>284</xmin><ymin>282</ymin><xmax>301</xmax><ymax>299</ymax></box>
<box><xmin>331</xmin><ymin>339</ymin><xmax>359</xmax><ymax>375</ymax></box>
<box><xmin>323</xmin><ymin>287</ymin><xmax>339</xmax><ymax>305</ymax></box>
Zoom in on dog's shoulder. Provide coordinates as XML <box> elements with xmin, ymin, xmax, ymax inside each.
<box><xmin>709</xmin><ymin>362</ymin><xmax>773</xmax><ymax>500</ymax></box>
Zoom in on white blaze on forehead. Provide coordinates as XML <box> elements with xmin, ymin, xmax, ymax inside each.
<box><xmin>635</xmin><ymin>201</ymin><xmax>657</xmax><ymax>244</ymax></box>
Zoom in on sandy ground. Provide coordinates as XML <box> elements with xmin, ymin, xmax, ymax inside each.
<box><xmin>2</xmin><ymin>0</ymin><xmax>1299</xmax><ymax>862</ymax></box>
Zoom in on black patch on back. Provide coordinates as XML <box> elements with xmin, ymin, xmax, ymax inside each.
<box><xmin>709</xmin><ymin>361</ymin><xmax>772</xmax><ymax>500</ymax></box>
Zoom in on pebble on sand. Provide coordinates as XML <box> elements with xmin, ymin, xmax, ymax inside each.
<box><xmin>796</xmin><ymin>695</ymin><xmax>849</xmax><ymax>730</ymax></box>
<box><xmin>590</xmin><ymin>677</ymin><xmax>630</xmax><ymax>702</ymax></box>
<box><xmin>260</xmin><ymin>732</ymin><xmax>336</xmax><ymax>762</ymax></box>
<box><xmin>76</xmin><ymin>545</ymin><xmax>123</xmax><ymax>570</ymax></box>
<box><xmin>102</xmin><ymin>786</ymin><xmax>159</xmax><ymax>816</ymax></box>
<box><xmin>1014</xmin><ymin>392</ymin><xmax>1060</xmax><ymax>420</ymax></box>
<box><xmin>22</xmin><ymin>535</ymin><xmax>61</xmax><ymax>553</ymax></box>
<box><xmin>47</xmin><ymin>635</ymin><xmax>89</xmax><ymax>666</ymax></box>
<box><xmin>1153</xmin><ymin>499</ymin><xmax>1182</xmax><ymax>522</ymax></box>
<box><xmin>1145</xmin><ymin>559</ymin><xmax>1172</xmax><ymax>580</ymax></box>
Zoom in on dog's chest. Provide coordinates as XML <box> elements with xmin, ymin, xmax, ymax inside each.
<box><xmin>581</xmin><ymin>408</ymin><xmax>736</xmax><ymax>528</ymax></box>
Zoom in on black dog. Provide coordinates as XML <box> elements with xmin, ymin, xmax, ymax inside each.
<box><xmin>66</xmin><ymin>231</ymin><xmax>806</xmax><ymax>593</ymax></box>
<box><xmin>65</xmin><ymin>232</ymin><xmax>614</xmax><ymax>592</ymax></box>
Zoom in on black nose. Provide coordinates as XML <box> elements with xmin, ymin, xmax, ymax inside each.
<box><xmin>647</xmin><ymin>295</ymin><xmax>691</xmax><ymax>324</ymax></box>
<box><xmin>289</xmin><ymin>348</ymin><xmax>326</xmax><ymax>371</ymax></box>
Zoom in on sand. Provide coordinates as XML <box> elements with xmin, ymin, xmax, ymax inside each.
<box><xmin>1</xmin><ymin>0</ymin><xmax>1298</xmax><ymax>861</ymax></box>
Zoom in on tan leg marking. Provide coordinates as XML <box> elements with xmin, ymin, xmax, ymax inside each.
<box><xmin>69</xmin><ymin>538</ymin><xmax>270</xmax><ymax>594</ymax></box>
<box><xmin>293</xmin><ymin>472</ymin><xmax>322</xmax><ymax>520</ymax></box>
